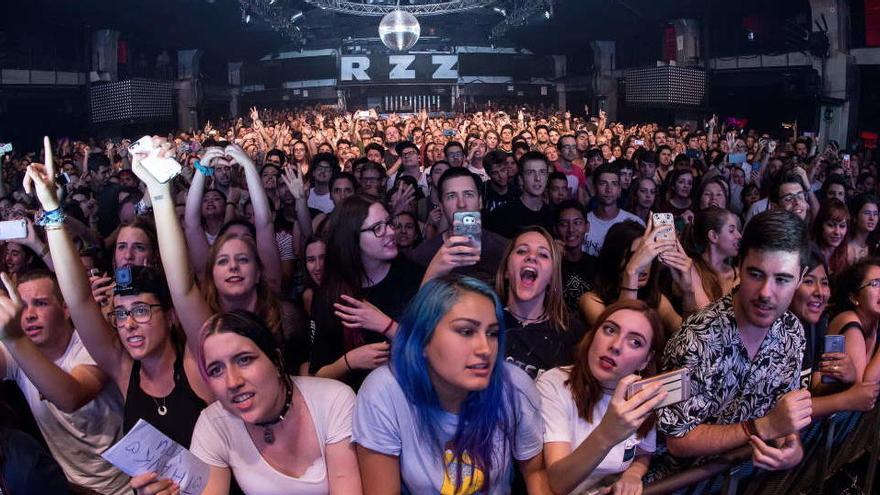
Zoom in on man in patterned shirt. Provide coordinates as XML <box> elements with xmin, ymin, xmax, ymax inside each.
<box><xmin>658</xmin><ymin>210</ymin><xmax>813</xmax><ymax>473</ymax></box>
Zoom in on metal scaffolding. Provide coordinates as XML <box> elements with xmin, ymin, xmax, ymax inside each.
<box><xmin>303</xmin><ymin>0</ymin><xmax>495</xmax><ymax>16</ymax></box>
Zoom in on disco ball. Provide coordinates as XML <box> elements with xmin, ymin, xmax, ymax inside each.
<box><xmin>378</xmin><ymin>10</ymin><xmax>420</xmax><ymax>51</ymax></box>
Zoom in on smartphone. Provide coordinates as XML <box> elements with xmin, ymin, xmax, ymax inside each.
<box><xmin>633</xmin><ymin>139</ymin><xmax>645</xmax><ymax>147</ymax></box>
<box><xmin>89</xmin><ymin>268</ymin><xmax>101</xmax><ymax>278</ymax></box>
<box><xmin>142</xmin><ymin>155</ymin><xmax>182</xmax><ymax>184</ymax></box>
<box><xmin>652</xmin><ymin>213</ymin><xmax>674</xmax><ymax>242</ymax></box>
<box><xmin>842</xmin><ymin>154</ymin><xmax>851</xmax><ymax>167</ymax></box>
<box><xmin>452</xmin><ymin>211</ymin><xmax>482</xmax><ymax>254</ymax></box>
<box><xmin>128</xmin><ymin>135</ymin><xmax>154</xmax><ymax>155</ymax></box>
<box><xmin>0</xmin><ymin>143</ymin><xmax>12</xmax><ymax>154</ymax></box>
<box><xmin>625</xmin><ymin>368</ymin><xmax>691</xmax><ymax>409</ymax></box>
<box><xmin>442</xmin><ymin>129</ymin><xmax>456</xmax><ymax>138</ymax></box>
<box><xmin>0</xmin><ymin>219</ymin><xmax>27</xmax><ymax>241</ymax></box>
<box><xmin>822</xmin><ymin>335</ymin><xmax>846</xmax><ymax>384</ymax></box>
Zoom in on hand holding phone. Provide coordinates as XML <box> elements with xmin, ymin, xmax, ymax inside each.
<box><xmin>625</xmin><ymin>368</ymin><xmax>691</xmax><ymax>409</ymax></box>
<box><xmin>820</xmin><ymin>335</ymin><xmax>851</xmax><ymax>384</ymax></box>
<box><xmin>452</xmin><ymin>211</ymin><xmax>482</xmax><ymax>254</ymax></box>
<box><xmin>597</xmin><ymin>373</ymin><xmax>674</xmax><ymax>446</ymax></box>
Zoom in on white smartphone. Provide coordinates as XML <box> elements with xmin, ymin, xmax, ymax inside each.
<box><xmin>141</xmin><ymin>156</ymin><xmax>182</xmax><ymax>184</ymax></box>
<box><xmin>0</xmin><ymin>219</ymin><xmax>28</xmax><ymax>241</ymax></box>
<box><xmin>128</xmin><ymin>136</ymin><xmax>154</xmax><ymax>155</ymax></box>
<box><xmin>625</xmin><ymin>368</ymin><xmax>691</xmax><ymax>410</ymax></box>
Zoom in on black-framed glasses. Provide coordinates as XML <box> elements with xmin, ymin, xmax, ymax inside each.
<box><xmin>112</xmin><ymin>304</ymin><xmax>162</xmax><ymax>327</ymax></box>
<box><xmin>858</xmin><ymin>278</ymin><xmax>880</xmax><ymax>291</ymax></box>
<box><xmin>779</xmin><ymin>191</ymin><xmax>807</xmax><ymax>206</ymax></box>
<box><xmin>360</xmin><ymin>217</ymin><xmax>396</xmax><ymax>237</ymax></box>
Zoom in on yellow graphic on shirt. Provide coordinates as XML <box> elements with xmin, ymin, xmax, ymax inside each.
<box><xmin>440</xmin><ymin>447</ymin><xmax>485</xmax><ymax>495</ymax></box>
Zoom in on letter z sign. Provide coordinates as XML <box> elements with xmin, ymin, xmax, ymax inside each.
<box><xmin>340</xmin><ymin>55</ymin><xmax>458</xmax><ymax>83</ymax></box>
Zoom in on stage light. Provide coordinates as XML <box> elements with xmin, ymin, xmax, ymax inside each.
<box><xmin>378</xmin><ymin>10</ymin><xmax>420</xmax><ymax>51</ymax></box>
<box><xmin>493</xmin><ymin>7</ymin><xmax>506</xmax><ymax>16</ymax></box>
<box><xmin>291</xmin><ymin>11</ymin><xmax>303</xmax><ymax>21</ymax></box>
<box><xmin>544</xmin><ymin>10</ymin><xmax>550</xmax><ymax>19</ymax></box>
<box><xmin>245</xmin><ymin>14</ymin><xmax>251</xmax><ymax>23</ymax></box>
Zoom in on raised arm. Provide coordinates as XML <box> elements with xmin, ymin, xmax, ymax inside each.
<box><xmin>130</xmin><ymin>138</ymin><xmax>214</xmax><ymax>356</ymax></box>
<box><xmin>23</xmin><ymin>137</ymin><xmax>129</xmax><ymax>384</ymax></box>
<box><xmin>0</xmin><ymin>270</ymin><xmax>108</xmax><ymax>413</ymax></box>
<box><xmin>226</xmin><ymin>144</ymin><xmax>282</xmax><ymax>294</ymax></box>
<box><xmin>183</xmin><ymin>148</ymin><xmax>222</xmax><ymax>279</ymax></box>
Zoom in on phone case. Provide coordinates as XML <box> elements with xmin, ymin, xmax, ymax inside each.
<box><xmin>0</xmin><ymin>219</ymin><xmax>27</xmax><ymax>241</ymax></box>
<box><xmin>452</xmin><ymin>211</ymin><xmax>481</xmax><ymax>238</ymax></box>
<box><xmin>824</xmin><ymin>335</ymin><xmax>845</xmax><ymax>354</ymax></box>
<box><xmin>625</xmin><ymin>368</ymin><xmax>691</xmax><ymax>409</ymax></box>
<box><xmin>652</xmin><ymin>213</ymin><xmax>674</xmax><ymax>242</ymax></box>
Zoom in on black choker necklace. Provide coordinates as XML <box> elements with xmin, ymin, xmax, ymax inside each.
<box><xmin>255</xmin><ymin>380</ymin><xmax>293</xmax><ymax>444</ymax></box>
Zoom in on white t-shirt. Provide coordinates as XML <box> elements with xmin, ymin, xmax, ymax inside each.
<box><xmin>307</xmin><ymin>188</ymin><xmax>335</xmax><ymax>214</ymax></box>
<box><xmin>744</xmin><ymin>197</ymin><xmax>770</xmax><ymax>225</ymax></box>
<box><xmin>190</xmin><ymin>376</ymin><xmax>355</xmax><ymax>495</ymax></box>
<box><xmin>353</xmin><ymin>364</ymin><xmax>544</xmax><ymax>495</ymax></box>
<box><xmin>536</xmin><ymin>367</ymin><xmax>656</xmax><ymax>494</ymax></box>
<box><xmin>583</xmin><ymin>209</ymin><xmax>645</xmax><ymax>256</ymax></box>
<box><xmin>1</xmin><ymin>332</ymin><xmax>129</xmax><ymax>495</ymax></box>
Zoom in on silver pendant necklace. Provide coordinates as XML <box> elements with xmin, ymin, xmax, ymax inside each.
<box><xmin>153</xmin><ymin>396</ymin><xmax>168</xmax><ymax>416</ymax></box>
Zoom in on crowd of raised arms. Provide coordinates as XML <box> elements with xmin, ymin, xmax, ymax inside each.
<box><xmin>0</xmin><ymin>103</ymin><xmax>878</xmax><ymax>495</ymax></box>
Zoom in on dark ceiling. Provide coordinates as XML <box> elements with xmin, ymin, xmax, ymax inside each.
<box><xmin>5</xmin><ymin>0</ymin><xmax>711</xmax><ymax>61</ymax></box>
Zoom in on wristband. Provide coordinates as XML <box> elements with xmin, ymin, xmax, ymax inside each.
<box><xmin>36</xmin><ymin>207</ymin><xmax>66</xmax><ymax>228</ymax></box>
<box><xmin>343</xmin><ymin>352</ymin><xmax>353</xmax><ymax>372</ymax></box>
<box><xmin>193</xmin><ymin>159</ymin><xmax>214</xmax><ymax>177</ymax></box>
<box><xmin>620</xmin><ymin>286</ymin><xmax>639</xmax><ymax>292</ymax></box>
<box><xmin>382</xmin><ymin>319</ymin><xmax>395</xmax><ymax>336</ymax></box>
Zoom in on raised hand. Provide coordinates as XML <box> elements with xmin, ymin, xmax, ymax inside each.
<box><xmin>200</xmin><ymin>146</ymin><xmax>225</xmax><ymax>169</ymax></box>
<box><xmin>596</xmin><ymin>375</ymin><xmax>666</xmax><ymax>445</ymax></box>
<box><xmin>23</xmin><ymin>137</ymin><xmax>61</xmax><ymax>211</ymax></box>
<box><xmin>281</xmin><ymin>165</ymin><xmax>305</xmax><ymax>200</ymax></box>
<box><xmin>130</xmin><ymin>137</ymin><xmax>173</xmax><ymax>193</ymax></box>
<box><xmin>0</xmin><ymin>273</ymin><xmax>25</xmax><ymax>342</ymax></box>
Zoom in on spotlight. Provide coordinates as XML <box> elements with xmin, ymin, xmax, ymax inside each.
<box><xmin>269</xmin><ymin>0</ymin><xmax>276</xmax><ymax>4</ymax></box>
<box><xmin>245</xmin><ymin>13</ymin><xmax>251</xmax><ymax>23</ymax></box>
<box><xmin>493</xmin><ymin>7</ymin><xmax>506</xmax><ymax>16</ymax></box>
<box><xmin>291</xmin><ymin>11</ymin><xmax>303</xmax><ymax>21</ymax></box>
<box><xmin>544</xmin><ymin>10</ymin><xmax>551</xmax><ymax>19</ymax></box>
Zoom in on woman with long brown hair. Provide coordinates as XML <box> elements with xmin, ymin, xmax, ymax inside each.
<box><xmin>495</xmin><ymin>226</ymin><xmax>586</xmax><ymax>379</ymax></box>
<box><xmin>537</xmin><ymin>300</ymin><xmax>667</xmax><ymax>495</ymax></box>
<box><xmin>811</xmin><ymin>199</ymin><xmax>850</xmax><ymax>275</ymax></box>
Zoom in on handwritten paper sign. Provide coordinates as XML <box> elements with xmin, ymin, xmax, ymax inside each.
<box><xmin>102</xmin><ymin>419</ymin><xmax>209</xmax><ymax>495</ymax></box>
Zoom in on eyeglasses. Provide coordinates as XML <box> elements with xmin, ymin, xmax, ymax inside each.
<box><xmin>314</xmin><ymin>165</ymin><xmax>333</xmax><ymax>172</ymax></box>
<box><xmin>112</xmin><ymin>304</ymin><xmax>162</xmax><ymax>327</ymax></box>
<box><xmin>859</xmin><ymin>278</ymin><xmax>880</xmax><ymax>291</ymax></box>
<box><xmin>361</xmin><ymin>176</ymin><xmax>382</xmax><ymax>183</ymax></box>
<box><xmin>360</xmin><ymin>217</ymin><xmax>396</xmax><ymax>237</ymax></box>
<box><xmin>401</xmin><ymin>150</ymin><xmax>419</xmax><ymax>157</ymax></box>
<box><xmin>779</xmin><ymin>191</ymin><xmax>807</xmax><ymax>206</ymax></box>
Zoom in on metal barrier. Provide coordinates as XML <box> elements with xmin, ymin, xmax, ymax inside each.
<box><xmin>643</xmin><ymin>409</ymin><xmax>880</xmax><ymax>495</ymax></box>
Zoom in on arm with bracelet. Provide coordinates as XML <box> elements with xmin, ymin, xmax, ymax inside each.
<box><xmin>131</xmin><ymin>137</ymin><xmax>215</xmax><ymax>360</ymax></box>
<box><xmin>183</xmin><ymin>149</ymin><xmax>221</xmax><ymax>280</ymax></box>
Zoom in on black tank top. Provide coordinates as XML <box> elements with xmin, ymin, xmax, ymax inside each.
<box><xmin>123</xmin><ymin>353</ymin><xmax>207</xmax><ymax>448</ymax></box>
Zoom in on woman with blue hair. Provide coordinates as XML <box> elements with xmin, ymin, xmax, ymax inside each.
<box><xmin>353</xmin><ymin>273</ymin><xmax>549</xmax><ymax>494</ymax></box>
